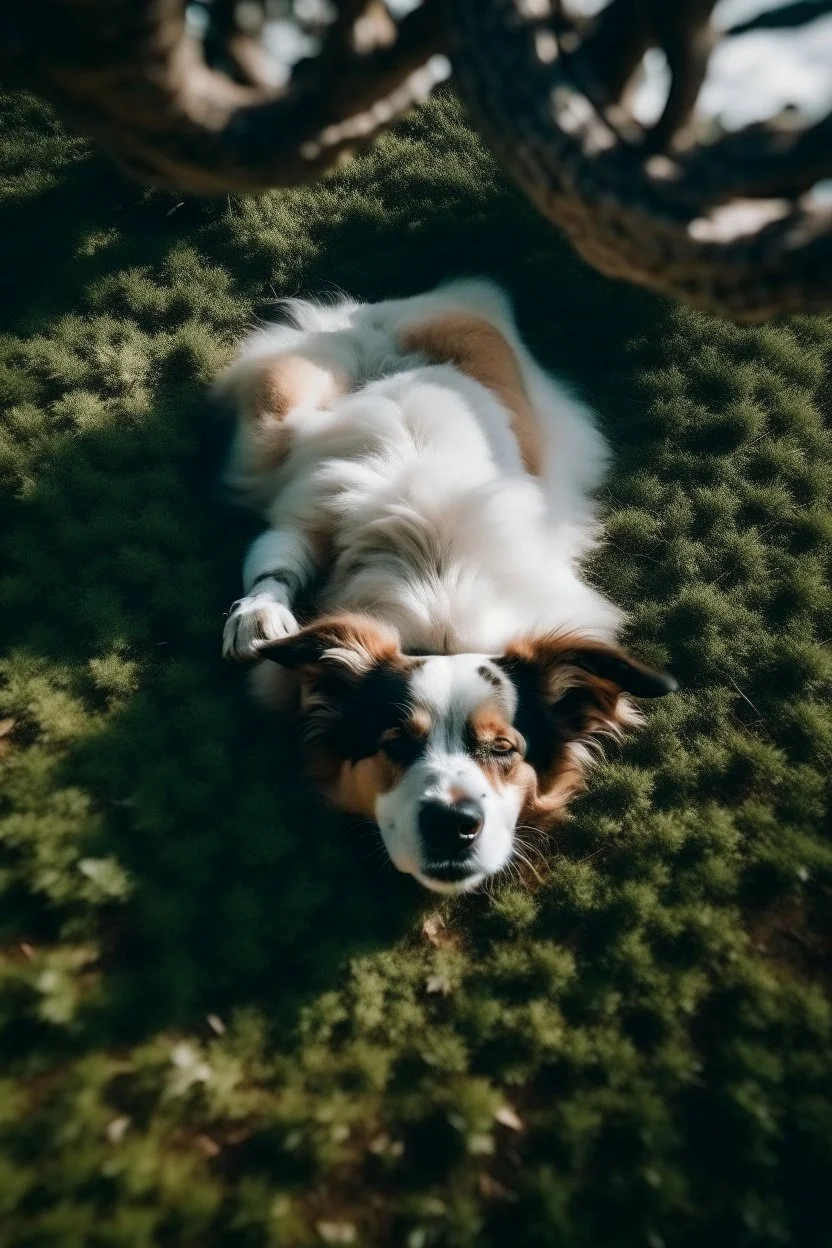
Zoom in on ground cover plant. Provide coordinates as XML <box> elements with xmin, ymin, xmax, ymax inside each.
<box><xmin>0</xmin><ymin>85</ymin><xmax>831</xmax><ymax>1248</ymax></box>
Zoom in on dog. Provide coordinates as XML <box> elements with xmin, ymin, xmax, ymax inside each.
<box><xmin>217</xmin><ymin>280</ymin><xmax>676</xmax><ymax>893</ymax></box>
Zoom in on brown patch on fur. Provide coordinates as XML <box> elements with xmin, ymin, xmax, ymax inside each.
<box><xmin>467</xmin><ymin>703</ymin><xmax>517</xmax><ymax>743</ymax></box>
<box><xmin>324</xmin><ymin>706</ymin><xmax>429</xmax><ymax>814</ymax></box>
<box><xmin>398</xmin><ymin>313</ymin><xmax>543</xmax><ymax>476</ymax></box>
<box><xmin>241</xmin><ymin>352</ymin><xmax>347</xmax><ymax>475</ymax></box>
<box><xmin>329</xmin><ymin>753</ymin><xmax>403</xmax><ymax>818</ymax></box>
<box><xmin>290</xmin><ymin>612</ymin><xmax>404</xmax><ymax>677</ymax></box>
<box><xmin>517</xmin><ymin>754</ymin><xmax>590</xmax><ymax>829</ymax></box>
<box><xmin>251</xmin><ymin>353</ymin><xmax>344</xmax><ymax>423</ymax></box>
<box><xmin>407</xmin><ymin>708</ymin><xmax>433</xmax><ymax>738</ymax></box>
<box><xmin>466</xmin><ymin>703</ymin><xmax>527</xmax><ymax>790</ymax></box>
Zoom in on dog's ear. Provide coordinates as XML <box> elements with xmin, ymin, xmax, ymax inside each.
<box><xmin>259</xmin><ymin>613</ymin><xmax>402</xmax><ymax>676</ymax></box>
<box><xmin>559</xmin><ymin>645</ymin><xmax>678</xmax><ymax>699</ymax></box>
<box><xmin>260</xmin><ymin>614</ymin><xmax>409</xmax><ymax>764</ymax></box>
<box><xmin>497</xmin><ymin>634</ymin><xmax>676</xmax><ymax>770</ymax></box>
<box><xmin>499</xmin><ymin>635</ymin><xmax>676</xmax><ymax>701</ymax></box>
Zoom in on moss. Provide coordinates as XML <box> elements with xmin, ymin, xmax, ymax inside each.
<box><xmin>0</xmin><ymin>86</ymin><xmax>831</xmax><ymax>1246</ymax></box>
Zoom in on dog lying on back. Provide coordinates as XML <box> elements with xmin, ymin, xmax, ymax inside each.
<box><xmin>218</xmin><ymin>280</ymin><xmax>676</xmax><ymax>893</ymax></box>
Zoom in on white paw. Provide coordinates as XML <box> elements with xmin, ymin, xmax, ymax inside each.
<box><xmin>222</xmin><ymin>594</ymin><xmax>299</xmax><ymax>662</ymax></box>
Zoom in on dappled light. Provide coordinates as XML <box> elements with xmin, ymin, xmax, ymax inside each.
<box><xmin>0</xmin><ymin>86</ymin><xmax>830</xmax><ymax>1246</ymax></box>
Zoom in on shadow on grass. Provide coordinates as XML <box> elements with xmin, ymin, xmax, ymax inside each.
<box><xmin>0</xmin><ymin>127</ymin><xmax>672</xmax><ymax>1050</ymax></box>
<box><xmin>1</xmin><ymin>391</ymin><xmax>425</xmax><ymax>1047</ymax></box>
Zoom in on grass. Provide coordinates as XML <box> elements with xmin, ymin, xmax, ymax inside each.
<box><xmin>0</xmin><ymin>85</ymin><xmax>831</xmax><ymax>1247</ymax></box>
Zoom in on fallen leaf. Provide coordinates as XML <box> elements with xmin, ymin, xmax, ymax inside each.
<box><xmin>195</xmin><ymin>1133</ymin><xmax>220</xmax><ymax>1158</ymax></box>
<box><xmin>106</xmin><ymin>1115</ymin><xmax>131</xmax><ymax>1144</ymax></box>
<box><xmin>478</xmin><ymin>1173</ymin><xmax>516</xmax><ymax>1200</ymax></box>
<box><xmin>421</xmin><ymin>914</ymin><xmax>446</xmax><ymax>946</ymax></box>
<box><xmin>494</xmin><ymin>1104</ymin><xmax>524</xmax><ymax>1132</ymax></box>
<box><xmin>468</xmin><ymin>1131</ymin><xmax>494</xmax><ymax>1156</ymax></box>
<box><xmin>206</xmin><ymin>1013</ymin><xmax>226</xmax><ymax>1036</ymax></box>
<box><xmin>369</xmin><ymin>1133</ymin><xmax>404</xmax><ymax>1158</ymax></box>
<box><xmin>315</xmin><ymin>1220</ymin><xmax>356</xmax><ymax>1244</ymax></box>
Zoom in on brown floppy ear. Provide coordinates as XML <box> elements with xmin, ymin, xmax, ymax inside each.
<box><xmin>497</xmin><ymin>634</ymin><xmax>677</xmax><ymax>782</ymax></box>
<box><xmin>499</xmin><ymin>635</ymin><xmax>677</xmax><ymax>701</ymax></box>
<box><xmin>260</xmin><ymin>614</ymin><xmax>409</xmax><ymax>766</ymax></box>
<box><xmin>398</xmin><ymin>311</ymin><xmax>543</xmax><ymax>476</ymax></box>
<box><xmin>259</xmin><ymin>613</ymin><xmax>402</xmax><ymax>675</ymax></box>
<box><xmin>563</xmin><ymin>645</ymin><xmax>678</xmax><ymax>699</ymax></box>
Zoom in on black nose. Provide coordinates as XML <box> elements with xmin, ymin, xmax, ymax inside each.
<box><xmin>418</xmin><ymin>798</ymin><xmax>484</xmax><ymax>853</ymax></box>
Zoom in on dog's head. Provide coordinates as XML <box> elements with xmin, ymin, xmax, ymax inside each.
<box><xmin>261</xmin><ymin>614</ymin><xmax>677</xmax><ymax>893</ymax></box>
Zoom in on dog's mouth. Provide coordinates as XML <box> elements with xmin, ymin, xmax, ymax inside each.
<box><xmin>416</xmin><ymin>860</ymin><xmax>485</xmax><ymax>893</ymax></box>
<box><xmin>422</xmin><ymin>860</ymin><xmax>475</xmax><ymax>882</ymax></box>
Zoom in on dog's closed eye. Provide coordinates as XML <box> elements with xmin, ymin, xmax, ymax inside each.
<box><xmin>380</xmin><ymin>727</ymin><xmax>426</xmax><ymax>765</ymax></box>
<box><xmin>487</xmin><ymin>737</ymin><xmax>518</xmax><ymax>756</ymax></box>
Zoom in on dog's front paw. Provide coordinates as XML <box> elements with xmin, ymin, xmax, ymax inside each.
<box><xmin>222</xmin><ymin>594</ymin><xmax>299</xmax><ymax>662</ymax></box>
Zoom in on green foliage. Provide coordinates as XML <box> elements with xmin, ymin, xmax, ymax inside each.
<box><xmin>0</xmin><ymin>86</ymin><xmax>831</xmax><ymax>1247</ymax></box>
